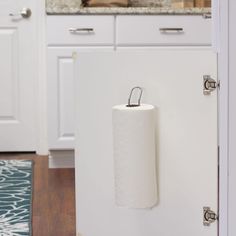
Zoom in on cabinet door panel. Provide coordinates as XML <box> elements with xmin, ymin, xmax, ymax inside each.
<box><xmin>47</xmin><ymin>48</ymin><xmax>75</xmax><ymax>149</ymax></box>
<box><xmin>75</xmin><ymin>49</ymin><xmax>217</xmax><ymax>236</ymax></box>
<box><xmin>48</xmin><ymin>47</ymin><xmax>114</xmax><ymax>149</ymax></box>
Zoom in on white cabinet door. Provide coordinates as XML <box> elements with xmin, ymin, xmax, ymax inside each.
<box><xmin>48</xmin><ymin>47</ymin><xmax>114</xmax><ymax>150</ymax></box>
<box><xmin>75</xmin><ymin>49</ymin><xmax>218</xmax><ymax>236</ymax></box>
<box><xmin>0</xmin><ymin>1</ymin><xmax>37</xmax><ymax>151</ymax></box>
<box><xmin>47</xmin><ymin>48</ymin><xmax>76</xmax><ymax>149</ymax></box>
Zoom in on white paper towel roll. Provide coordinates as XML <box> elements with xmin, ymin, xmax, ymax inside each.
<box><xmin>112</xmin><ymin>104</ymin><xmax>157</xmax><ymax>209</ymax></box>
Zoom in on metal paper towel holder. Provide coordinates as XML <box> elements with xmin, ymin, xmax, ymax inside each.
<box><xmin>127</xmin><ymin>87</ymin><xmax>143</xmax><ymax>107</ymax></box>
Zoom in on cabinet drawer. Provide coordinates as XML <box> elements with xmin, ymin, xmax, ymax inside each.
<box><xmin>47</xmin><ymin>16</ymin><xmax>114</xmax><ymax>46</ymax></box>
<box><xmin>116</xmin><ymin>16</ymin><xmax>211</xmax><ymax>46</ymax></box>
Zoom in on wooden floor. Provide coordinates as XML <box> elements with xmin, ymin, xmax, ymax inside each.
<box><xmin>0</xmin><ymin>154</ymin><xmax>75</xmax><ymax>236</ymax></box>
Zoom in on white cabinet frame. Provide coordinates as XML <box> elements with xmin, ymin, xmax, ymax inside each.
<box><xmin>217</xmin><ymin>0</ymin><xmax>236</xmax><ymax>235</ymax></box>
<box><xmin>215</xmin><ymin>0</ymin><xmax>236</xmax><ymax>235</ymax></box>
<box><xmin>36</xmin><ymin>2</ymin><xmax>234</xmax><ymax>235</ymax></box>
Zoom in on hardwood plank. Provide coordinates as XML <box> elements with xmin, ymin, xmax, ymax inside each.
<box><xmin>48</xmin><ymin>169</ymin><xmax>76</xmax><ymax>236</ymax></box>
<box><xmin>32</xmin><ymin>156</ymin><xmax>50</xmax><ymax>236</ymax></box>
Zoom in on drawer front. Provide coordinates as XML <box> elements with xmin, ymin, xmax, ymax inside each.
<box><xmin>47</xmin><ymin>16</ymin><xmax>114</xmax><ymax>46</ymax></box>
<box><xmin>116</xmin><ymin>16</ymin><xmax>211</xmax><ymax>46</ymax></box>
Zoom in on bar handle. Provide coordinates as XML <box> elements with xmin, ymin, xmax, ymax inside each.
<box><xmin>159</xmin><ymin>27</ymin><xmax>184</xmax><ymax>33</ymax></box>
<box><xmin>69</xmin><ymin>28</ymin><xmax>94</xmax><ymax>33</ymax></box>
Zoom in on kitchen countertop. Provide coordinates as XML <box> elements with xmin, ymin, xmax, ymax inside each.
<box><xmin>46</xmin><ymin>6</ymin><xmax>211</xmax><ymax>15</ymax></box>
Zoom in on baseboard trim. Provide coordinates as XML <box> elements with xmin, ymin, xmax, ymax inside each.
<box><xmin>49</xmin><ymin>150</ymin><xmax>74</xmax><ymax>168</ymax></box>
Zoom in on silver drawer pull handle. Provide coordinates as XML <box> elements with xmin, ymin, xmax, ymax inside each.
<box><xmin>159</xmin><ymin>28</ymin><xmax>184</xmax><ymax>33</ymax></box>
<box><xmin>69</xmin><ymin>28</ymin><xmax>94</xmax><ymax>33</ymax></box>
<box><xmin>202</xmin><ymin>13</ymin><xmax>212</xmax><ymax>19</ymax></box>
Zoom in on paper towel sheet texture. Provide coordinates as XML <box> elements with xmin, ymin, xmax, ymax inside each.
<box><xmin>112</xmin><ymin>104</ymin><xmax>158</xmax><ymax>209</ymax></box>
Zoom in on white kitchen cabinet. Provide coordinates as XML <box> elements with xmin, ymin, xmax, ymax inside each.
<box><xmin>75</xmin><ymin>49</ymin><xmax>218</xmax><ymax>236</ymax></box>
<box><xmin>47</xmin><ymin>48</ymin><xmax>76</xmax><ymax>149</ymax></box>
<box><xmin>47</xmin><ymin>15</ymin><xmax>115</xmax><ymax>150</ymax></box>
<box><xmin>47</xmin><ymin>15</ymin><xmax>212</xmax><ymax>151</ymax></box>
<box><xmin>116</xmin><ymin>15</ymin><xmax>211</xmax><ymax>46</ymax></box>
<box><xmin>47</xmin><ymin>47</ymin><xmax>114</xmax><ymax>149</ymax></box>
<box><xmin>47</xmin><ymin>15</ymin><xmax>114</xmax><ymax>46</ymax></box>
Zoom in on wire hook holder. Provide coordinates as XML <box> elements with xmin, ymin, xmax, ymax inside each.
<box><xmin>127</xmin><ymin>87</ymin><xmax>143</xmax><ymax>107</ymax></box>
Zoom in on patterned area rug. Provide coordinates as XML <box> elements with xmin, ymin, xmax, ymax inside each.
<box><xmin>0</xmin><ymin>160</ymin><xmax>33</xmax><ymax>236</ymax></box>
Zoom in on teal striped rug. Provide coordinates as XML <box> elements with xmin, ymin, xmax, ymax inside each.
<box><xmin>0</xmin><ymin>160</ymin><xmax>33</xmax><ymax>236</ymax></box>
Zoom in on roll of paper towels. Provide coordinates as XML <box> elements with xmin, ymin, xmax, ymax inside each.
<box><xmin>112</xmin><ymin>104</ymin><xmax>158</xmax><ymax>209</ymax></box>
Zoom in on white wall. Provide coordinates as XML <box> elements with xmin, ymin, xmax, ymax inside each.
<box><xmin>218</xmin><ymin>0</ymin><xmax>236</xmax><ymax>235</ymax></box>
<box><xmin>228</xmin><ymin>0</ymin><xmax>236</xmax><ymax>235</ymax></box>
<box><xmin>36</xmin><ymin>0</ymin><xmax>48</xmax><ymax>155</ymax></box>
<box><xmin>218</xmin><ymin>0</ymin><xmax>229</xmax><ymax>235</ymax></box>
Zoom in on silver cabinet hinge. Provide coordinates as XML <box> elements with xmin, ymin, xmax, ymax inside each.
<box><xmin>203</xmin><ymin>207</ymin><xmax>218</xmax><ymax>226</ymax></box>
<box><xmin>203</xmin><ymin>75</ymin><xmax>220</xmax><ymax>95</ymax></box>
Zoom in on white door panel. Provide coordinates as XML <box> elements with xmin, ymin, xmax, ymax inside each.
<box><xmin>0</xmin><ymin>1</ymin><xmax>36</xmax><ymax>151</ymax></box>
<box><xmin>47</xmin><ymin>48</ymin><xmax>76</xmax><ymax>149</ymax></box>
<box><xmin>75</xmin><ymin>50</ymin><xmax>218</xmax><ymax>236</ymax></box>
<box><xmin>0</xmin><ymin>28</ymin><xmax>18</xmax><ymax>121</ymax></box>
<box><xmin>47</xmin><ymin>47</ymin><xmax>114</xmax><ymax>150</ymax></box>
